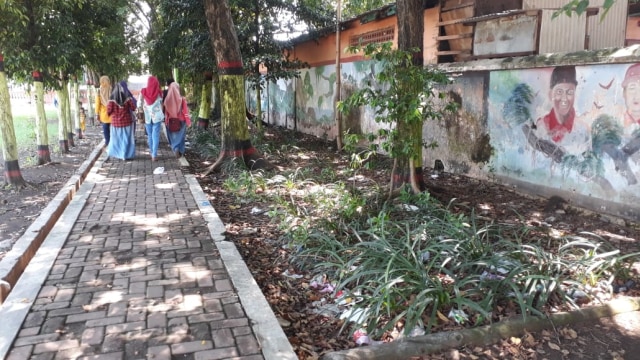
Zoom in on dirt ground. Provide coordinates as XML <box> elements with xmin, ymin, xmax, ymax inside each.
<box><xmin>2</xmin><ymin>123</ymin><xmax>640</xmax><ymax>359</ymax></box>
<box><xmin>0</xmin><ymin>124</ymin><xmax>103</xmax><ymax>261</ymax></box>
<box><xmin>186</xmin><ymin>127</ymin><xmax>640</xmax><ymax>360</ymax></box>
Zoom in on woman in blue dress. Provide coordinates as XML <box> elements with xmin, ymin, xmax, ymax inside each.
<box><xmin>106</xmin><ymin>82</ymin><xmax>136</xmax><ymax>160</ymax></box>
<box><xmin>163</xmin><ymin>82</ymin><xmax>191</xmax><ymax>158</ymax></box>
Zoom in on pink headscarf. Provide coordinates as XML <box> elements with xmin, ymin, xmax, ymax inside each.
<box><xmin>141</xmin><ymin>76</ymin><xmax>161</xmax><ymax>105</ymax></box>
<box><xmin>164</xmin><ymin>82</ymin><xmax>183</xmax><ymax>119</ymax></box>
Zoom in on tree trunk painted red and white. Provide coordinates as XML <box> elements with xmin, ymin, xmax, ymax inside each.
<box><xmin>202</xmin><ymin>0</ymin><xmax>270</xmax><ymax>174</ymax></box>
<box><xmin>0</xmin><ymin>54</ymin><xmax>26</xmax><ymax>187</ymax></box>
<box><xmin>32</xmin><ymin>71</ymin><xmax>52</xmax><ymax>164</ymax></box>
<box><xmin>393</xmin><ymin>0</ymin><xmax>427</xmax><ymax>192</ymax></box>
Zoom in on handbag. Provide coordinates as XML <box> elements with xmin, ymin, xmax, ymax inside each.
<box><xmin>167</xmin><ymin>117</ymin><xmax>181</xmax><ymax>132</ymax></box>
<box><xmin>166</xmin><ymin>101</ymin><xmax>183</xmax><ymax>132</ymax></box>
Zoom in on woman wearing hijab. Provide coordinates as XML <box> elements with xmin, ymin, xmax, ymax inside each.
<box><xmin>140</xmin><ymin>76</ymin><xmax>164</xmax><ymax>161</ymax></box>
<box><xmin>95</xmin><ymin>76</ymin><xmax>112</xmax><ymax>146</ymax></box>
<box><xmin>164</xmin><ymin>82</ymin><xmax>191</xmax><ymax>158</ymax></box>
<box><xmin>106</xmin><ymin>82</ymin><xmax>136</xmax><ymax>160</ymax></box>
<box><xmin>119</xmin><ymin>80</ymin><xmax>137</xmax><ymax>136</ymax></box>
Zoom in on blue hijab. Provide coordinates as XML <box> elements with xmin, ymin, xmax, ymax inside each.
<box><xmin>119</xmin><ymin>80</ymin><xmax>137</xmax><ymax>107</ymax></box>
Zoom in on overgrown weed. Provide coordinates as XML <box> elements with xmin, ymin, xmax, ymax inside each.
<box><xmin>190</xmin><ymin>125</ymin><xmax>640</xmax><ymax>340</ymax></box>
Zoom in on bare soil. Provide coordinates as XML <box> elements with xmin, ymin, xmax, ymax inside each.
<box><xmin>0</xmin><ymin>124</ymin><xmax>103</xmax><ymax>261</ymax></box>
<box><xmin>186</xmin><ymin>127</ymin><xmax>640</xmax><ymax>360</ymax></box>
<box><xmin>3</xmin><ymin>123</ymin><xmax>640</xmax><ymax>359</ymax></box>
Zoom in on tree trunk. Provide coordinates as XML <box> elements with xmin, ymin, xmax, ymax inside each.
<box><xmin>173</xmin><ymin>68</ymin><xmax>181</xmax><ymax>85</ymax></box>
<box><xmin>86</xmin><ymin>86</ymin><xmax>94</xmax><ymax>126</ymax></box>
<box><xmin>32</xmin><ymin>71</ymin><xmax>51</xmax><ymax>165</ymax></box>
<box><xmin>392</xmin><ymin>0</ymin><xmax>426</xmax><ymax>193</ymax></box>
<box><xmin>56</xmin><ymin>85</ymin><xmax>69</xmax><ymax>153</ymax></box>
<box><xmin>256</xmin><ymin>84</ymin><xmax>263</xmax><ymax>130</ymax></box>
<box><xmin>202</xmin><ymin>0</ymin><xmax>271</xmax><ymax>175</ymax></box>
<box><xmin>321</xmin><ymin>297</ymin><xmax>640</xmax><ymax>360</ymax></box>
<box><xmin>212</xmin><ymin>72</ymin><xmax>221</xmax><ymax>121</ymax></box>
<box><xmin>0</xmin><ymin>54</ymin><xmax>26</xmax><ymax>187</ymax></box>
<box><xmin>197</xmin><ymin>72</ymin><xmax>213</xmax><ymax>129</ymax></box>
<box><xmin>71</xmin><ymin>76</ymin><xmax>83</xmax><ymax>139</ymax></box>
<box><xmin>86</xmin><ymin>71</ymin><xmax>97</xmax><ymax>126</ymax></box>
<box><xmin>64</xmin><ymin>78</ymin><xmax>74</xmax><ymax>147</ymax></box>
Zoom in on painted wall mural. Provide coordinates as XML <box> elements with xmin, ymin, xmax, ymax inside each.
<box><xmin>247</xmin><ymin>59</ymin><xmax>383</xmax><ymax>136</ymax></box>
<box><xmin>488</xmin><ymin>63</ymin><xmax>640</xmax><ymax>204</ymax></box>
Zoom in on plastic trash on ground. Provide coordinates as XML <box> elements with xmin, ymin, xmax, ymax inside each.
<box><xmin>340</xmin><ymin>307</ymin><xmax>370</xmax><ymax>323</ymax></box>
<box><xmin>398</xmin><ymin>204</ymin><xmax>420</xmax><ymax>212</ymax></box>
<box><xmin>310</xmin><ymin>303</ymin><xmax>341</xmax><ymax>317</ymax></box>
<box><xmin>480</xmin><ymin>270</ymin><xmax>505</xmax><ymax>281</ymax></box>
<box><xmin>282</xmin><ymin>269</ymin><xmax>304</xmax><ymax>279</ymax></box>
<box><xmin>407</xmin><ymin>325</ymin><xmax>425</xmax><ymax>337</ymax></box>
<box><xmin>153</xmin><ymin>167</ymin><xmax>165</xmax><ymax>174</ymax></box>
<box><xmin>352</xmin><ymin>329</ymin><xmax>383</xmax><ymax>346</ymax></box>
<box><xmin>250</xmin><ymin>207</ymin><xmax>267</xmax><ymax>215</ymax></box>
<box><xmin>448</xmin><ymin>309</ymin><xmax>469</xmax><ymax>324</ymax></box>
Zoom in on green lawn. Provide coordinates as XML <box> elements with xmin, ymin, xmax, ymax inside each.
<box><xmin>0</xmin><ymin>102</ymin><xmax>60</xmax><ymax>150</ymax></box>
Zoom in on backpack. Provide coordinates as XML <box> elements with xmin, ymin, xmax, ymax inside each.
<box><xmin>145</xmin><ymin>98</ymin><xmax>164</xmax><ymax>124</ymax></box>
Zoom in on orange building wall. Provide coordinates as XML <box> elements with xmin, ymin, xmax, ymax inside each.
<box><xmin>289</xmin><ymin>7</ymin><xmax>440</xmax><ymax>67</ymax></box>
<box><xmin>626</xmin><ymin>16</ymin><xmax>640</xmax><ymax>45</ymax></box>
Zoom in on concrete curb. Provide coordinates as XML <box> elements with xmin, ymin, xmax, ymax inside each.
<box><xmin>0</xmin><ymin>150</ymin><xmax>105</xmax><ymax>359</ymax></box>
<box><xmin>186</xmin><ymin>174</ymin><xmax>298</xmax><ymax>360</ymax></box>
<box><xmin>0</xmin><ymin>141</ymin><xmax>104</xmax><ymax>303</ymax></box>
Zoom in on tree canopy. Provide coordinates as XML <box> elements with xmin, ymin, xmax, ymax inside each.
<box><xmin>1</xmin><ymin>1</ymin><xmax>143</xmax><ymax>88</ymax></box>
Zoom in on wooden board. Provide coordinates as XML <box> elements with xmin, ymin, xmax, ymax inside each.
<box><xmin>473</xmin><ymin>12</ymin><xmax>539</xmax><ymax>57</ymax></box>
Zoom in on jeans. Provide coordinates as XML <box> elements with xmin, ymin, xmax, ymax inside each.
<box><xmin>145</xmin><ymin>121</ymin><xmax>162</xmax><ymax>158</ymax></box>
<box><xmin>101</xmin><ymin>123</ymin><xmax>111</xmax><ymax>146</ymax></box>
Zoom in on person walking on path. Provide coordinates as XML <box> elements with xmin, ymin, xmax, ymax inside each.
<box><xmin>106</xmin><ymin>81</ymin><xmax>136</xmax><ymax>160</ymax></box>
<box><xmin>95</xmin><ymin>76</ymin><xmax>112</xmax><ymax>147</ymax></box>
<box><xmin>119</xmin><ymin>80</ymin><xmax>138</xmax><ymax>136</ymax></box>
<box><xmin>164</xmin><ymin>82</ymin><xmax>191</xmax><ymax>158</ymax></box>
<box><xmin>140</xmin><ymin>76</ymin><xmax>164</xmax><ymax>161</ymax></box>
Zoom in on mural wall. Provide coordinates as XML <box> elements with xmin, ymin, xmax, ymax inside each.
<box><xmin>249</xmin><ymin>47</ymin><xmax>640</xmax><ymax>220</ymax></box>
<box><xmin>488</xmin><ymin>63</ymin><xmax>640</xmax><ymax>209</ymax></box>
<box><xmin>250</xmin><ymin>59</ymin><xmax>383</xmax><ymax>139</ymax></box>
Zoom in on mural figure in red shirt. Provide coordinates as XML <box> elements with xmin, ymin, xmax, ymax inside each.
<box><xmin>522</xmin><ymin>66</ymin><xmax>587</xmax><ymax>164</ymax></box>
<box><xmin>519</xmin><ymin>66</ymin><xmax>618</xmax><ymax>193</ymax></box>
<box><xmin>620</xmin><ymin>63</ymin><xmax>640</xmax><ymax>181</ymax></box>
<box><xmin>538</xmin><ymin>66</ymin><xmax>578</xmax><ymax>143</ymax></box>
<box><xmin>622</xmin><ymin>63</ymin><xmax>640</xmax><ymax>127</ymax></box>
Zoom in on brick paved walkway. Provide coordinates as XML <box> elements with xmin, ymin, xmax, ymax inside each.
<box><xmin>0</xmin><ymin>133</ymin><xmax>296</xmax><ymax>360</ymax></box>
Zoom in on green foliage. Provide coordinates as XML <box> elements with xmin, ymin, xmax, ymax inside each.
<box><xmin>189</xmin><ymin>127</ymin><xmax>640</xmax><ymax>340</ymax></box>
<box><xmin>342</xmin><ymin>130</ymin><xmax>378</xmax><ymax>170</ymax></box>
<box><xmin>150</xmin><ymin>0</ymin><xmax>213</xmax><ymax>82</ymax></box>
<box><xmin>338</xmin><ymin>0</ymin><xmax>395</xmax><ymax>19</ymax></box>
<box><xmin>1</xmin><ymin>0</ymin><xmax>142</xmax><ymax>89</ymax></box>
<box><xmin>338</xmin><ymin>42</ymin><xmax>457</xmax><ymax>161</ymax></box>
<box><xmin>235</xmin><ymin>0</ymin><xmax>333</xmax><ymax>106</ymax></box>
<box><xmin>148</xmin><ymin>0</ymin><xmax>333</xmax><ymax>119</ymax></box>
<box><xmin>297</xmin><ymin>191</ymin><xmax>640</xmax><ymax>337</ymax></box>
<box><xmin>562</xmin><ymin>150</ymin><xmax>605</xmax><ymax>180</ymax></box>
<box><xmin>591</xmin><ymin>114</ymin><xmax>623</xmax><ymax>154</ymax></box>
<box><xmin>503</xmin><ymin>83</ymin><xmax>534</xmax><ymax>126</ymax></box>
<box><xmin>553</xmin><ymin>0</ymin><xmax>621</xmax><ymax>20</ymax></box>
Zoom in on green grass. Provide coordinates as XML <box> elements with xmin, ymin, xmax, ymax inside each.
<box><xmin>0</xmin><ymin>104</ymin><xmax>60</xmax><ymax>149</ymax></box>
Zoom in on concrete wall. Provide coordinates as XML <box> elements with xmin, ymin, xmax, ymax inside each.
<box><xmin>253</xmin><ymin>45</ymin><xmax>640</xmax><ymax>221</ymax></box>
<box><xmin>435</xmin><ymin>47</ymin><xmax>640</xmax><ymax>221</ymax></box>
<box><xmin>251</xmin><ymin>3</ymin><xmax>640</xmax><ymax>221</ymax></box>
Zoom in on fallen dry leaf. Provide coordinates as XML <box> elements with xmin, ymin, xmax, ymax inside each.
<box><xmin>548</xmin><ymin>342</ymin><xmax>561</xmax><ymax>351</ymax></box>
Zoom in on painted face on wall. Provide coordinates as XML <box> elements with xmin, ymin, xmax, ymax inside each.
<box><xmin>624</xmin><ymin>80</ymin><xmax>640</xmax><ymax>119</ymax></box>
<box><xmin>550</xmin><ymin>82</ymin><xmax>576</xmax><ymax>121</ymax></box>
